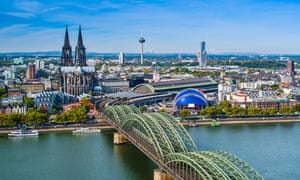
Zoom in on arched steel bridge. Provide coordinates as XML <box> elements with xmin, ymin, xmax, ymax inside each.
<box><xmin>104</xmin><ymin>105</ymin><xmax>263</xmax><ymax>180</ymax></box>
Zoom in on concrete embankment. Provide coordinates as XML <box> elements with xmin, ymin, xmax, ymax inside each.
<box><xmin>0</xmin><ymin>123</ymin><xmax>114</xmax><ymax>135</ymax></box>
<box><xmin>1</xmin><ymin>117</ymin><xmax>300</xmax><ymax>135</ymax></box>
<box><xmin>181</xmin><ymin>118</ymin><xmax>300</xmax><ymax>126</ymax></box>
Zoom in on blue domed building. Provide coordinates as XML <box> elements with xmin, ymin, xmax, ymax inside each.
<box><xmin>175</xmin><ymin>88</ymin><xmax>207</xmax><ymax>111</ymax></box>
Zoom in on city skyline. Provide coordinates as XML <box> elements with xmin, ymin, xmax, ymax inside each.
<box><xmin>1</xmin><ymin>0</ymin><xmax>300</xmax><ymax>54</ymax></box>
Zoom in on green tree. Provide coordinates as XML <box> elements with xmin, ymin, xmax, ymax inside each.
<box><xmin>0</xmin><ymin>114</ymin><xmax>16</xmax><ymax>127</ymax></box>
<box><xmin>139</xmin><ymin>106</ymin><xmax>147</xmax><ymax>112</ymax></box>
<box><xmin>265</xmin><ymin>107</ymin><xmax>277</xmax><ymax>115</ymax></box>
<box><xmin>57</xmin><ymin>107</ymin><xmax>88</xmax><ymax>124</ymax></box>
<box><xmin>279</xmin><ymin>106</ymin><xmax>294</xmax><ymax>115</ymax></box>
<box><xmin>294</xmin><ymin>104</ymin><xmax>300</xmax><ymax>112</ymax></box>
<box><xmin>159</xmin><ymin>108</ymin><xmax>166</xmax><ymax>112</ymax></box>
<box><xmin>271</xmin><ymin>84</ymin><xmax>280</xmax><ymax>91</ymax></box>
<box><xmin>247</xmin><ymin>106</ymin><xmax>263</xmax><ymax>116</ymax></box>
<box><xmin>25</xmin><ymin>111</ymin><xmax>48</xmax><ymax>126</ymax></box>
<box><xmin>23</xmin><ymin>96</ymin><xmax>34</xmax><ymax>107</ymax></box>
<box><xmin>200</xmin><ymin>106</ymin><xmax>223</xmax><ymax>118</ymax></box>
<box><xmin>179</xmin><ymin>109</ymin><xmax>191</xmax><ymax>119</ymax></box>
<box><xmin>53</xmin><ymin>114</ymin><xmax>66</xmax><ymax>124</ymax></box>
<box><xmin>9</xmin><ymin>113</ymin><xmax>25</xmax><ymax>125</ymax></box>
<box><xmin>230</xmin><ymin>106</ymin><xmax>247</xmax><ymax>116</ymax></box>
<box><xmin>0</xmin><ymin>87</ymin><xmax>6</xmax><ymax>97</ymax></box>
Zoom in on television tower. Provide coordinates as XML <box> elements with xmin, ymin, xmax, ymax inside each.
<box><xmin>139</xmin><ymin>32</ymin><xmax>146</xmax><ymax>65</ymax></box>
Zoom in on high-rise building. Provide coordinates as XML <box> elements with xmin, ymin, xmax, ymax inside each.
<box><xmin>287</xmin><ymin>60</ymin><xmax>295</xmax><ymax>75</ymax></box>
<box><xmin>26</xmin><ymin>63</ymin><xmax>36</xmax><ymax>80</ymax></box>
<box><xmin>199</xmin><ymin>41</ymin><xmax>207</xmax><ymax>68</ymax></box>
<box><xmin>287</xmin><ymin>59</ymin><xmax>295</xmax><ymax>85</ymax></box>
<box><xmin>119</xmin><ymin>52</ymin><xmax>124</xmax><ymax>64</ymax></box>
<box><xmin>57</xmin><ymin>25</ymin><xmax>95</xmax><ymax>96</ymax></box>
<box><xmin>35</xmin><ymin>60</ymin><xmax>45</xmax><ymax>72</ymax></box>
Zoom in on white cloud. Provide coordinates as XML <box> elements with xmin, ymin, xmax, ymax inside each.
<box><xmin>13</xmin><ymin>0</ymin><xmax>43</xmax><ymax>13</ymax></box>
<box><xmin>0</xmin><ymin>24</ymin><xmax>30</xmax><ymax>34</ymax></box>
<box><xmin>5</xmin><ymin>12</ymin><xmax>35</xmax><ymax>18</ymax></box>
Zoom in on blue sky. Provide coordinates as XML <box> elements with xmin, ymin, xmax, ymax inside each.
<box><xmin>1</xmin><ymin>0</ymin><xmax>300</xmax><ymax>54</ymax></box>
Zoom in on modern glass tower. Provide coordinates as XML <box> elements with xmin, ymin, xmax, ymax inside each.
<box><xmin>199</xmin><ymin>41</ymin><xmax>207</xmax><ymax>68</ymax></box>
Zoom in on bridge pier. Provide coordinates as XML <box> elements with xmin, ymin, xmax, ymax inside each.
<box><xmin>113</xmin><ymin>132</ymin><xmax>129</xmax><ymax>144</ymax></box>
<box><xmin>153</xmin><ymin>169</ymin><xmax>173</xmax><ymax>180</ymax></box>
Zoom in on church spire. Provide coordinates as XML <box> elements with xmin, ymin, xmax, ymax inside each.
<box><xmin>77</xmin><ymin>24</ymin><xmax>84</xmax><ymax>47</ymax></box>
<box><xmin>75</xmin><ymin>24</ymin><xmax>86</xmax><ymax>66</ymax></box>
<box><xmin>61</xmin><ymin>25</ymin><xmax>73</xmax><ymax>66</ymax></box>
<box><xmin>64</xmin><ymin>24</ymin><xmax>71</xmax><ymax>47</ymax></box>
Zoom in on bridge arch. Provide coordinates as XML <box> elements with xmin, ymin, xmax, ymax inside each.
<box><xmin>121</xmin><ymin>113</ymin><xmax>166</xmax><ymax>160</ymax></box>
<box><xmin>104</xmin><ymin>105</ymin><xmax>140</xmax><ymax>125</ymax></box>
<box><xmin>165</xmin><ymin>151</ymin><xmax>263</xmax><ymax>180</ymax></box>
<box><xmin>157</xmin><ymin>112</ymin><xmax>197</xmax><ymax>151</ymax></box>
<box><xmin>150</xmin><ymin>112</ymin><xmax>194</xmax><ymax>153</ymax></box>
<box><xmin>104</xmin><ymin>105</ymin><xmax>263</xmax><ymax>179</ymax></box>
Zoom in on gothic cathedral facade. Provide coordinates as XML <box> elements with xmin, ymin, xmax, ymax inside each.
<box><xmin>57</xmin><ymin>25</ymin><xmax>96</xmax><ymax>96</ymax></box>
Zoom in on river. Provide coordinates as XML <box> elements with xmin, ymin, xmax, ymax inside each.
<box><xmin>0</xmin><ymin>123</ymin><xmax>299</xmax><ymax>180</ymax></box>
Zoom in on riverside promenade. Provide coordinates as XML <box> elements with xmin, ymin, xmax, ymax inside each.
<box><xmin>181</xmin><ymin>116</ymin><xmax>300</xmax><ymax>126</ymax></box>
<box><xmin>1</xmin><ymin>116</ymin><xmax>300</xmax><ymax>135</ymax></box>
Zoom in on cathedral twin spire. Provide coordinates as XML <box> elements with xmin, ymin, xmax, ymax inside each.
<box><xmin>61</xmin><ymin>25</ymin><xmax>86</xmax><ymax>66</ymax></box>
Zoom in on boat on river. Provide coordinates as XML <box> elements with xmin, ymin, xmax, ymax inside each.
<box><xmin>8</xmin><ymin>129</ymin><xmax>39</xmax><ymax>137</ymax></box>
<box><xmin>72</xmin><ymin>127</ymin><xmax>101</xmax><ymax>134</ymax></box>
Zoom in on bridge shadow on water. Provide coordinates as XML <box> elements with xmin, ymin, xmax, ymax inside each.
<box><xmin>101</xmin><ymin>131</ymin><xmax>156</xmax><ymax>180</ymax></box>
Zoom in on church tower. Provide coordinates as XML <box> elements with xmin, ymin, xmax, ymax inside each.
<box><xmin>61</xmin><ymin>25</ymin><xmax>73</xmax><ymax>66</ymax></box>
<box><xmin>75</xmin><ymin>25</ymin><xmax>86</xmax><ymax>66</ymax></box>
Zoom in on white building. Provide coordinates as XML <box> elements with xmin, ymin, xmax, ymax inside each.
<box><xmin>119</xmin><ymin>52</ymin><xmax>124</xmax><ymax>64</ymax></box>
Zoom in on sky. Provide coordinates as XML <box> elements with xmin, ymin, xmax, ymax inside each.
<box><xmin>1</xmin><ymin>0</ymin><xmax>300</xmax><ymax>54</ymax></box>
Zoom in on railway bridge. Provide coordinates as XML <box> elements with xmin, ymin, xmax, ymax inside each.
<box><xmin>104</xmin><ymin>105</ymin><xmax>263</xmax><ymax>180</ymax></box>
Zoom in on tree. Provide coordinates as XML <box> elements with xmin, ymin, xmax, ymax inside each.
<box><xmin>279</xmin><ymin>106</ymin><xmax>294</xmax><ymax>115</ymax></box>
<box><xmin>0</xmin><ymin>87</ymin><xmax>6</xmax><ymax>97</ymax></box>
<box><xmin>247</xmin><ymin>106</ymin><xmax>263</xmax><ymax>116</ymax></box>
<box><xmin>294</xmin><ymin>104</ymin><xmax>300</xmax><ymax>112</ymax></box>
<box><xmin>200</xmin><ymin>106</ymin><xmax>223</xmax><ymax>118</ymax></box>
<box><xmin>80</xmin><ymin>97</ymin><xmax>92</xmax><ymax>111</ymax></box>
<box><xmin>179</xmin><ymin>109</ymin><xmax>191</xmax><ymax>119</ymax></box>
<box><xmin>264</xmin><ymin>107</ymin><xmax>277</xmax><ymax>115</ymax></box>
<box><xmin>55</xmin><ymin>107</ymin><xmax>88</xmax><ymax>124</ymax></box>
<box><xmin>159</xmin><ymin>108</ymin><xmax>166</xmax><ymax>112</ymax></box>
<box><xmin>139</xmin><ymin>106</ymin><xmax>147</xmax><ymax>112</ymax></box>
<box><xmin>271</xmin><ymin>84</ymin><xmax>279</xmax><ymax>91</ymax></box>
<box><xmin>230</xmin><ymin>106</ymin><xmax>247</xmax><ymax>116</ymax></box>
<box><xmin>25</xmin><ymin>111</ymin><xmax>49</xmax><ymax>126</ymax></box>
<box><xmin>23</xmin><ymin>96</ymin><xmax>34</xmax><ymax>107</ymax></box>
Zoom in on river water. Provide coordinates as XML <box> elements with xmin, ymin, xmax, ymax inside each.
<box><xmin>0</xmin><ymin>123</ymin><xmax>299</xmax><ymax>180</ymax></box>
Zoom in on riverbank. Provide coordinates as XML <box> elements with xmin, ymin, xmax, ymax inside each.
<box><xmin>0</xmin><ymin>123</ymin><xmax>114</xmax><ymax>135</ymax></box>
<box><xmin>181</xmin><ymin>117</ymin><xmax>300</xmax><ymax>126</ymax></box>
<box><xmin>1</xmin><ymin>117</ymin><xmax>300</xmax><ymax>135</ymax></box>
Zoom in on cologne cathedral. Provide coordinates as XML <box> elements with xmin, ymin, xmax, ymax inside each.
<box><xmin>57</xmin><ymin>25</ymin><xmax>95</xmax><ymax>96</ymax></box>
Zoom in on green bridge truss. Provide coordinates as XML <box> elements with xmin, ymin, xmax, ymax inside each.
<box><xmin>104</xmin><ymin>105</ymin><xmax>263</xmax><ymax>180</ymax></box>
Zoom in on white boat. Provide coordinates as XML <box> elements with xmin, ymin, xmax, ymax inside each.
<box><xmin>72</xmin><ymin>127</ymin><xmax>101</xmax><ymax>134</ymax></box>
<box><xmin>8</xmin><ymin>129</ymin><xmax>39</xmax><ymax>137</ymax></box>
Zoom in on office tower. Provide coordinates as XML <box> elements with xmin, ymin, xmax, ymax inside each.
<box><xmin>139</xmin><ymin>32</ymin><xmax>146</xmax><ymax>65</ymax></box>
<box><xmin>119</xmin><ymin>52</ymin><xmax>124</xmax><ymax>64</ymax></box>
<box><xmin>26</xmin><ymin>63</ymin><xmax>36</xmax><ymax>80</ymax></box>
<box><xmin>200</xmin><ymin>41</ymin><xmax>207</xmax><ymax>68</ymax></box>
<box><xmin>287</xmin><ymin>59</ymin><xmax>295</xmax><ymax>85</ymax></box>
<box><xmin>287</xmin><ymin>60</ymin><xmax>295</xmax><ymax>75</ymax></box>
<box><xmin>35</xmin><ymin>60</ymin><xmax>45</xmax><ymax>72</ymax></box>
